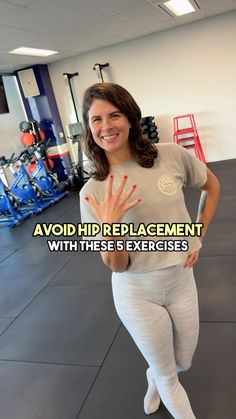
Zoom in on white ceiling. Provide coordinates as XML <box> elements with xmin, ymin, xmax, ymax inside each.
<box><xmin>0</xmin><ymin>0</ymin><xmax>236</xmax><ymax>73</ymax></box>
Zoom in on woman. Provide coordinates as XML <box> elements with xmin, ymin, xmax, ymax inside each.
<box><xmin>79</xmin><ymin>82</ymin><xmax>220</xmax><ymax>418</ymax></box>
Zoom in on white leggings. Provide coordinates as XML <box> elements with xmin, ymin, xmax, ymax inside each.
<box><xmin>112</xmin><ymin>263</ymin><xmax>199</xmax><ymax>419</ymax></box>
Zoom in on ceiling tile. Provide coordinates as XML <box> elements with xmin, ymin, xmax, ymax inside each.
<box><xmin>197</xmin><ymin>0</ymin><xmax>236</xmax><ymax>9</ymax></box>
<box><xmin>0</xmin><ymin>0</ymin><xmax>20</xmax><ymax>14</ymax></box>
<box><xmin>84</xmin><ymin>0</ymin><xmax>147</xmax><ymax>15</ymax></box>
<box><xmin>204</xmin><ymin>1</ymin><xmax>236</xmax><ymax>16</ymax></box>
<box><xmin>123</xmin><ymin>4</ymin><xmax>172</xmax><ymax>25</ymax></box>
<box><xmin>26</xmin><ymin>0</ymin><xmax>126</xmax><ymax>26</ymax></box>
<box><xmin>4</xmin><ymin>0</ymin><xmax>38</xmax><ymax>5</ymax></box>
<box><xmin>0</xmin><ymin>7</ymin><xmax>90</xmax><ymax>35</ymax></box>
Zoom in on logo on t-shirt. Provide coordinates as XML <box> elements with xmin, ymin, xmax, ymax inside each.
<box><xmin>157</xmin><ymin>175</ymin><xmax>177</xmax><ymax>195</ymax></box>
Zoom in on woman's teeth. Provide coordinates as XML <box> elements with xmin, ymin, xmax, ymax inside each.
<box><xmin>102</xmin><ymin>134</ymin><xmax>117</xmax><ymax>141</ymax></box>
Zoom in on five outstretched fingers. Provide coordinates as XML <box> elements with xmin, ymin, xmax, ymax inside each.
<box><xmin>85</xmin><ymin>174</ymin><xmax>141</xmax><ymax>220</ymax></box>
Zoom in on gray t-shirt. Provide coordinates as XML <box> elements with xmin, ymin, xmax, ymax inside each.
<box><xmin>80</xmin><ymin>143</ymin><xmax>207</xmax><ymax>272</ymax></box>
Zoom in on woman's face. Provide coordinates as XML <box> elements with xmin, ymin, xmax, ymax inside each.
<box><xmin>88</xmin><ymin>98</ymin><xmax>131</xmax><ymax>163</ymax></box>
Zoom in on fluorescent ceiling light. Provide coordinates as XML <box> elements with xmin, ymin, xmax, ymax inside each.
<box><xmin>164</xmin><ymin>0</ymin><xmax>196</xmax><ymax>16</ymax></box>
<box><xmin>9</xmin><ymin>47</ymin><xmax>58</xmax><ymax>57</ymax></box>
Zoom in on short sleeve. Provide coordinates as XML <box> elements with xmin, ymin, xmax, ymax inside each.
<box><xmin>177</xmin><ymin>145</ymin><xmax>207</xmax><ymax>188</ymax></box>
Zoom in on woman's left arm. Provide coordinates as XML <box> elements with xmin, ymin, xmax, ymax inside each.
<box><xmin>184</xmin><ymin>168</ymin><xmax>220</xmax><ymax>267</ymax></box>
<box><xmin>196</xmin><ymin>168</ymin><xmax>220</xmax><ymax>239</ymax></box>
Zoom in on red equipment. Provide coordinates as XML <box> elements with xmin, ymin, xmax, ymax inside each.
<box><xmin>28</xmin><ymin>157</ymin><xmax>54</xmax><ymax>174</ymax></box>
<box><xmin>173</xmin><ymin>114</ymin><xmax>206</xmax><ymax>163</ymax></box>
<box><xmin>20</xmin><ymin>132</ymin><xmax>35</xmax><ymax>147</ymax></box>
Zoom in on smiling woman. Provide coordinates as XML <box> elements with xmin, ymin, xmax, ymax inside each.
<box><xmin>79</xmin><ymin>82</ymin><xmax>220</xmax><ymax>419</ymax></box>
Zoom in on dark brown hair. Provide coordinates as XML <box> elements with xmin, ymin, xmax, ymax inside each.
<box><xmin>82</xmin><ymin>82</ymin><xmax>158</xmax><ymax>180</ymax></box>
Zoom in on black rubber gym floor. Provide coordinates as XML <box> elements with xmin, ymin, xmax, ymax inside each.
<box><xmin>0</xmin><ymin>159</ymin><xmax>235</xmax><ymax>419</ymax></box>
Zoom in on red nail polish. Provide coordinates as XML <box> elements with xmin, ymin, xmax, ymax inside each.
<box><xmin>132</xmin><ymin>184</ymin><xmax>137</xmax><ymax>189</ymax></box>
<box><xmin>123</xmin><ymin>175</ymin><xmax>128</xmax><ymax>180</ymax></box>
<box><xmin>109</xmin><ymin>174</ymin><xmax>114</xmax><ymax>179</ymax></box>
<box><xmin>85</xmin><ymin>196</ymin><xmax>89</xmax><ymax>201</ymax></box>
<box><xmin>138</xmin><ymin>198</ymin><xmax>142</xmax><ymax>202</ymax></box>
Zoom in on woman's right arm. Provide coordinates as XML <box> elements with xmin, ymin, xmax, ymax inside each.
<box><xmin>83</xmin><ymin>174</ymin><xmax>141</xmax><ymax>272</ymax></box>
<box><xmin>100</xmin><ymin>237</ymin><xmax>129</xmax><ymax>272</ymax></box>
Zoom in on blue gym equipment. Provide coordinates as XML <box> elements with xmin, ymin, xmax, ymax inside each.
<box><xmin>23</xmin><ymin>143</ymin><xmax>68</xmax><ymax>202</ymax></box>
<box><xmin>0</xmin><ymin>153</ymin><xmax>47</xmax><ymax>219</ymax></box>
<box><xmin>0</xmin><ymin>178</ymin><xmax>32</xmax><ymax>227</ymax></box>
<box><xmin>0</xmin><ymin>117</ymin><xmax>69</xmax><ymax>228</ymax></box>
<box><xmin>0</xmin><ymin>148</ymin><xmax>68</xmax><ymax>228</ymax></box>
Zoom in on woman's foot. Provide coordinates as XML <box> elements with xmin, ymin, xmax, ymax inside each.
<box><xmin>144</xmin><ymin>367</ymin><xmax>161</xmax><ymax>415</ymax></box>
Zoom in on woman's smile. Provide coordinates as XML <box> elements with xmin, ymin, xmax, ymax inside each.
<box><xmin>101</xmin><ymin>133</ymin><xmax>119</xmax><ymax>142</ymax></box>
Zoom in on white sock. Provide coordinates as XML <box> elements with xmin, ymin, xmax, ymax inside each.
<box><xmin>144</xmin><ymin>367</ymin><xmax>161</xmax><ymax>415</ymax></box>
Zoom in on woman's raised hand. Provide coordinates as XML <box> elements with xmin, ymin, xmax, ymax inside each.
<box><xmin>85</xmin><ymin>174</ymin><xmax>141</xmax><ymax>224</ymax></box>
